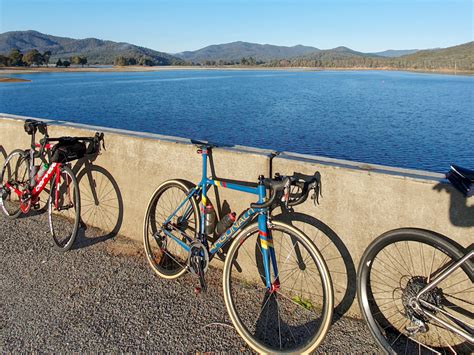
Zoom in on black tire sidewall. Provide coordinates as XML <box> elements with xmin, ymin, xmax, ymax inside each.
<box><xmin>357</xmin><ymin>228</ymin><xmax>466</xmax><ymax>354</ymax></box>
<box><xmin>49</xmin><ymin>165</ymin><xmax>81</xmax><ymax>251</ymax></box>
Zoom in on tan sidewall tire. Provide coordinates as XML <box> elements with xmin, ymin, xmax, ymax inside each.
<box><xmin>222</xmin><ymin>220</ymin><xmax>334</xmax><ymax>354</ymax></box>
<box><xmin>143</xmin><ymin>179</ymin><xmax>200</xmax><ymax>280</ymax></box>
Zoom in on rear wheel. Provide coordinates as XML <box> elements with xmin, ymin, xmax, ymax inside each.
<box><xmin>143</xmin><ymin>179</ymin><xmax>200</xmax><ymax>279</ymax></box>
<box><xmin>357</xmin><ymin>228</ymin><xmax>473</xmax><ymax>354</ymax></box>
<box><xmin>48</xmin><ymin>165</ymin><xmax>80</xmax><ymax>251</ymax></box>
<box><xmin>223</xmin><ymin>220</ymin><xmax>334</xmax><ymax>354</ymax></box>
<box><xmin>0</xmin><ymin>149</ymin><xmax>29</xmax><ymax>218</ymax></box>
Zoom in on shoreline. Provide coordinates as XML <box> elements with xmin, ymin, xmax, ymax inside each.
<box><xmin>0</xmin><ymin>66</ymin><xmax>472</xmax><ymax>76</ymax></box>
<box><xmin>0</xmin><ymin>77</ymin><xmax>32</xmax><ymax>82</ymax></box>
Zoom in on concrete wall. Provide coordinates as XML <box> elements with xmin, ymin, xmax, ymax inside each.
<box><xmin>1</xmin><ymin>113</ymin><xmax>472</xmax><ymax>317</ymax></box>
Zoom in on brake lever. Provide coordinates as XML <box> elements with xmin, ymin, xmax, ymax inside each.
<box><xmin>281</xmin><ymin>178</ymin><xmax>291</xmax><ymax>209</ymax></box>
<box><xmin>310</xmin><ymin>179</ymin><xmax>322</xmax><ymax>206</ymax></box>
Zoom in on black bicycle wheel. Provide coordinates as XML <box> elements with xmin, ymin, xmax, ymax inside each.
<box><xmin>357</xmin><ymin>228</ymin><xmax>473</xmax><ymax>354</ymax></box>
<box><xmin>223</xmin><ymin>220</ymin><xmax>333</xmax><ymax>353</ymax></box>
<box><xmin>0</xmin><ymin>149</ymin><xmax>29</xmax><ymax>218</ymax></box>
<box><xmin>48</xmin><ymin>165</ymin><xmax>81</xmax><ymax>251</ymax></box>
<box><xmin>143</xmin><ymin>179</ymin><xmax>200</xmax><ymax>279</ymax></box>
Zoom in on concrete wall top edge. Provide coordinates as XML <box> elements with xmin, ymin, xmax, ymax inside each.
<box><xmin>0</xmin><ymin>113</ymin><xmax>274</xmax><ymax>158</ymax></box>
<box><xmin>1</xmin><ymin>113</ymin><xmax>444</xmax><ymax>181</ymax></box>
<box><xmin>277</xmin><ymin>151</ymin><xmax>445</xmax><ymax>183</ymax></box>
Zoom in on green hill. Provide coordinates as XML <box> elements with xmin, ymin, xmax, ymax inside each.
<box><xmin>176</xmin><ymin>41</ymin><xmax>319</xmax><ymax>63</ymax></box>
<box><xmin>0</xmin><ymin>30</ymin><xmax>185</xmax><ymax>65</ymax></box>
<box><xmin>397</xmin><ymin>42</ymin><xmax>473</xmax><ymax>70</ymax></box>
<box><xmin>268</xmin><ymin>42</ymin><xmax>473</xmax><ymax>71</ymax></box>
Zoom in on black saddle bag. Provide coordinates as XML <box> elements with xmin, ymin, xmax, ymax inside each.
<box><xmin>51</xmin><ymin>137</ymin><xmax>87</xmax><ymax>163</ymax></box>
<box><xmin>446</xmin><ymin>169</ymin><xmax>473</xmax><ymax>197</ymax></box>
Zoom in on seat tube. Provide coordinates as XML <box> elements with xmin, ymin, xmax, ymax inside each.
<box><xmin>199</xmin><ymin>149</ymin><xmax>208</xmax><ymax>234</ymax></box>
<box><xmin>29</xmin><ymin>132</ymin><xmax>36</xmax><ymax>186</ymax></box>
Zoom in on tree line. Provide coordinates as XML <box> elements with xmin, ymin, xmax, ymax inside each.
<box><xmin>0</xmin><ymin>49</ymin><xmax>52</xmax><ymax>67</ymax></box>
<box><xmin>0</xmin><ymin>48</ymin><xmax>89</xmax><ymax>68</ymax></box>
<box><xmin>114</xmin><ymin>56</ymin><xmax>154</xmax><ymax>66</ymax></box>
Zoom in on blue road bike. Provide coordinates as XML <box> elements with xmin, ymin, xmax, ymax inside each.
<box><xmin>143</xmin><ymin>142</ymin><xmax>333</xmax><ymax>354</ymax></box>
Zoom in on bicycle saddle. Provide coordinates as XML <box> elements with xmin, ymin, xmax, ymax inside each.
<box><xmin>191</xmin><ymin>139</ymin><xmax>216</xmax><ymax>149</ymax></box>
<box><xmin>24</xmin><ymin>119</ymin><xmax>47</xmax><ymax>135</ymax></box>
<box><xmin>451</xmin><ymin>165</ymin><xmax>474</xmax><ymax>182</ymax></box>
<box><xmin>447</xmin><ymin>165</ymin><xmax>473</xmax><ymax>197</ymax></box>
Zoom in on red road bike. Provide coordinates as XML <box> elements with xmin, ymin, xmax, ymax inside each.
<box><xmin>0</xmin><ymin>119</ymin><xmax>103</xmax><ymax>251</ymax></box>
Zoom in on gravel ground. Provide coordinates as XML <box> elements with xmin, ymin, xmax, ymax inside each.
<box><xmin>0</xmin><ymin>213</ymin><xmax>380</xmax><ymax>353</ymax></box>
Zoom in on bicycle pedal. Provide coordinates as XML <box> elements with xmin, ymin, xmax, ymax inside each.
<box><xmin>194</xmin><ymin>285</ymin><xmax>207</xmax><ymax>295</ymax></box>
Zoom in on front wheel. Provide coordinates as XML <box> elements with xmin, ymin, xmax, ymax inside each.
<box><xmin>357</xmin><ymin>228</ymin><xmax>473</xmax><ymax>354</ymax></box>
<box><xmin>48</xmin><ymin>165</ymin><xmax>81</xmax><ymax>251</ymax></box>
<box><xmin>0</xmin><ymin>149</ymin><xmax>29</xmax><ymax>218</ymax></box>
<box><xmin>223</xmin><ymin>220</ymin><xmax>334</xmax><ymax>354</ymax></box>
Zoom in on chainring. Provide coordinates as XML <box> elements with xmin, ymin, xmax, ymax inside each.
<box><xmin>187</xmin><ymin>241</ymin><xmax>209</xmax><ymax>275</ymax></box>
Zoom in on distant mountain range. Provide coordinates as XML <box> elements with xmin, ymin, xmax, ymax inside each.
<box><xmin>371</xmin><ymin>49</ymin><xmax>419</xmax><ymax>57</ymax></box>
<box><xmin>0</xmin><ymin>30</ymin><xmax>472</xmax><ymax>71</ymax></box>
<box><xmin>0</xmin><ymin>30</ymin><xmax>184</xmax><ymax>65</ymax></box>
<box><xmin>176</xmin><ymin>41</ymin><xmax>320</xmax><ymax>62</ymax></box>
<box><xmin>175</xmin><ymin>42</ymin><xmax>424</xmax><ymax>63</ymax></box>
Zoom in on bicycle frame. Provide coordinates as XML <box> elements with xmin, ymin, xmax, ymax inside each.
<box><xmin>5</xmin><ymin>161</ymin><xmax>61</xmax><ymax>201</ymax></box>
<box><xmin>161</xmin><ymin>148</ymin><xmax>279</xmax><ymax>288</ymax></box>
<box><xmin>416</xmin><ymin>249</ymin><xmax>474</xmax><ymax>343</ymax></box>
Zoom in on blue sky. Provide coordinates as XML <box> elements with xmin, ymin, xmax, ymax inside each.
<box><xmin>1</xmin><ymin>0</ymin><xmax>472</xmax><ymax>53</ymax></box>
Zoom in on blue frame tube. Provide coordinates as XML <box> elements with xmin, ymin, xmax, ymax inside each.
<box><xmin>160</xmin><ymin>148</ymin><xmax>278</xmax><ymax>290</ymax></box>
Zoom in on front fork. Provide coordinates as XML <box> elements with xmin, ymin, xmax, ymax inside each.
<box><xmin>259</xmin><ymin>213</ymin><xmax>280</xmax><ymax>292</ymax></box>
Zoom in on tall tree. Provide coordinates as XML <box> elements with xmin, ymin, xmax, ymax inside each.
<box><xmin>43</xmin><ymin>51</ymin><xmax>52</xmax><ymax>66</ymax></box>
<box><xmin>23</xmin><ymin>49</ymin><xmax>43</xmax><ymax>66</ymax></box>
<box><xmin>70</xmin><ymin>55</ymin><xmax>81</xmax><ymax>65</ymax></box>
<box><xmin>79</xmin><ymin>56</ymin><xmax>88</xmax><ymax>67</ymax></box>
<box><xmin>0</xmin><ymin>55</ymin><xmax>9</xmax><ymax>66</ymax></box>
<box><xmin>8</xmin><ymin>48</ymin><xmax>23</xmax><ymax>66</ymax></box>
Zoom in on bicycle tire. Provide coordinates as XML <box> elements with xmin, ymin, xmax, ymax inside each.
<box><xmin>357</xmin><ymin>228</ymin><xmax>473</xmax><ymax>354</ymax></box>
<box><xmin>0</xmin><ymin>149</ymin><xmax>29</xmax><ymax>219</ymax></box>
<box><xmin>48</xmin><ymin>165</ymin><xmax>81</xmax><ymax>251</ymax></box>
<box><xmin>223</xmin><ymin>220</ymin><xmax>334</xmax><ymax>354</ymax></box>
<box><xmin>143</xmin><ymin>179</ymin><xmax>200</xmax><ymax>279</ymax></box>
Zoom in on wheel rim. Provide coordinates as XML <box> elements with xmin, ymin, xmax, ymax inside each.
<box><xmin>225</xmin><ymin>223</ymin><xmax>332</xmax><ymax>353</ymax></box>
<box><xmin>49</xmin><ymin>168</ymin><xmax>78</xmax><ymax>248</ymax></box>
<box><xmin>361</xmin><ymin>237</ymin><xmax>473</xmax><ymax>354</ymax></box>
<box><xmin>144</xmin><ymin>182</ymin><xmax>198</xmax><ymax>277</ymax></box>
<box><xmin>1</xmin><ymin>152</ymin><xmax>28</xmax><ymax>216</ymax></box>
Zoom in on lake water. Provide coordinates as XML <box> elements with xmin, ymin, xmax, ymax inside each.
<box><xmin>1</xmin><ymin>70</ymin><xmax>472</xmax><ymax>173</ymax></box>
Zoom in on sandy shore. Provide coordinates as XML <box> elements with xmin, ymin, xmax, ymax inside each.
<box><xmin>0</xmin><ymin>77</ymin><xmax>31</xmax><ymax>82</ymax></box>
<box><xmin>0</xmin><ymin>66</ymin><xmax>471</xmax><ymax>75</ymax></box>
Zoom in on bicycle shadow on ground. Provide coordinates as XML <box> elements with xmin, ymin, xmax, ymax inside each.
<box><xmin>0</xmin><ymin>145</ymin><xmax>6</xmax><ymax>161</ymax></box>
<box><xmin>433</xmin><ymin>181</ymin><xmax>474</xmax><ymax>228</ymax></box>
<box><xmin>273</xmin><ymin>210</ymin><xmax>356</xmax><ymax>322</ymax></box>
<box><xmin>70</xmin><ymin>155</ymin><xmax>124</xmax><ymax>249</ymax></box>
<box><xmin>205</xmin><ymin>147</ymin><xmax>356</xmax><ymax>320</ymax></box>
<box><xmin>252</xmin><ymin>289</ymin><xmax>325</xmax><ymax>350</ymax></box>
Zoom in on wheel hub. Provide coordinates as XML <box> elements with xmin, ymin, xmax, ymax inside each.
<box><xmin>402</xmin><ymin>276</ymin><xmax>443</xmax><ymax>324</ymax></box>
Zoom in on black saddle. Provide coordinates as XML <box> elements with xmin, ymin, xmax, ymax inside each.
<box><xmin>24</xmin><ymin>119</ymin><xmax>47</xmax><ymax>135</ymax></box>
<box><xmin>451</xmin><ymin>165</ymin><xmax>474</xmax><ymax>182</ymax></box>
<box><xmin>447</xmin><ymin>165</ymin><xmax>473</xmax><ymax>197</ymax></box>
<box><xmin>191</xmin><ymin>139</ymin><xmax>216</xmax><ymax>149</ymax></box>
